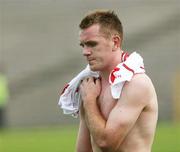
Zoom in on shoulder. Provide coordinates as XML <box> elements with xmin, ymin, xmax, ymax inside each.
<box><xmin>121</xmin><ymin>73</ymin><xmax>155</xmax><ymax>105</ymax></box>
<box><xmin>129</xmin><ymin>73</ymin><xmax>153</xmax><ymax>91</ymax></box>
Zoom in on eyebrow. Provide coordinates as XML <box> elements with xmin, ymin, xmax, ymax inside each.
<box><xmin>79</xmin><ymin>41</ymin><xmax>98</xmax><ymax>47</ymax></box>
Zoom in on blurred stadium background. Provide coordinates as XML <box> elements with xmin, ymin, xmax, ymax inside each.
<box><xmin>0</xmin><ymin>0</ymin><xmax>179</xmax><ymax>151</ymax></box>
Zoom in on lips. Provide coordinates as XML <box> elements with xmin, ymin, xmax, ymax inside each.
<box><xmin>87</xmin><ymin>57</ymin><xmax>96</xmax><ymax>62</ymax></box>
<box><xmin>87</xmin><ymin>59</ymin><xmax>96</xmax><ymax>65</ymax></box>
<box><xmin>89</xmin><ymin>59</ymin><xmax>95</xmax><ymax>62</ymax></box>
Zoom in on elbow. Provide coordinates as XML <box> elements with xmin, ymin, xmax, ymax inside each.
<box><xmin>95</xmin><ymin>132</ymin><xmax>122</xmax><ymax>150</ymax></box>
<box><xmin>95</xmin><ymin>138</ymin><xmax>108</xmax><ymax>149</ymax></box>
<box><xmin>97</xmin><ymin>140</ymin><xmax>120</xmax><ymax>151</ymax></box>
<box><xmin>95</xmin><ymin>134</ymin><xmax>114</xmax><ymax>150</ymax></box>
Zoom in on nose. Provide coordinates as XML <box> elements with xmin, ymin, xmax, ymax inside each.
<box><xmin>82</xmin><ymin>46</ymin><xmax>91</xmax><ymax>56</ymax></box>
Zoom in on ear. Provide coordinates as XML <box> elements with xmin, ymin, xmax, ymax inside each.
<box><xmin>112</xmin><ymin>35</ymin><xmax>121</xmax><ymax>51</ymax></box>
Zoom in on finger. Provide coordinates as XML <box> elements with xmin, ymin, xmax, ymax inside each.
<box><xmin>79</xmin><ymin>82</ymin><xmax>83</xmax><ymax>89</ymax></box>
<box><xmin>85</xmin><ymin>77</ymin><xmax>93</xmax><ymax>82</ymax></box>
<box><xmin>81</xmin><ymin>78</ymin><xmax>88</xmax><ymax>83</ymax></box>
<box><xmin>95</xmin><ymin>78</ymin><xmax>101</xmax><ymax>85</ymax></box>
<box><xmin>80</xmin><ymin>79</ymin><xmax>86</xmax><ymax>87</ymax></box>
<box><xmin>85</xmin><ymin>77</ymin><xmax>90</xmax><ymax>82</ymax></box>
<box><xmin>89</xmin><ymin>77</ymin><xmax>95</xmax><ymax>82</ymax></box>
<box><xmin>80</xmin><ymin>80</ymin><xmax>84</xmax><ymax>87</ymax></box>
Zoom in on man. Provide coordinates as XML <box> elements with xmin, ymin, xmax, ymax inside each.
<box><xmin>76</xmin><ymin>10</ymin><xmax>158</xmax><ymax>152</ymax></box>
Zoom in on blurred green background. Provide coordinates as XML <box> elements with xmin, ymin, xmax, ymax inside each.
<box><xmin>0</xmin><ymin>123</ymin><xmax>180</xmax><ymax>152</ymax></box>
<box><xmin>0</xmin><ymin>0</ymin><xmax>179</xmax><ymax>151</ymax></box>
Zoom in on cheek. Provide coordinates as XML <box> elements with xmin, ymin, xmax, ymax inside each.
<box><xmin>98</xmin><ymin>54</ymin><xmax>110</xmax><ymax>65</ymax></box>
<box><xmin>93</xmin><ymin>44</ymin><xmax>112</xmax><ymax>61</ymax></box>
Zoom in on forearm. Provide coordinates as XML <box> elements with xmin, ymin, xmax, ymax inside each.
<box><xmin>83</xmin><ymin>99</ymin><xmax>126</xmax><ymax>150</ymax></box>
<box><xmin>76</xmin><ymin>115</ymin><xmax>93</xmax><ymax>152</ymax></box>
<box><xmin>83</xmin><ymin>99</ymin><xmax>107</xmax><ymax>147</ymax></box>
<box><xmin>80</xmin><ymin>77</ymin><xmax>112</xmax><ymax>148</ymax></box>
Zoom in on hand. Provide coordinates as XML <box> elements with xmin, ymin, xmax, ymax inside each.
<box><xmin>80</xmin><ymin>77</ymin><xmax>101</xmax><ymax>103</ymax></box>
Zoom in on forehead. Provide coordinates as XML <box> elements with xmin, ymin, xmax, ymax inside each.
<box><xmin>79</xmin><ymin>24</ymin><xmax>102</xmax><ymax>41</ymax></box>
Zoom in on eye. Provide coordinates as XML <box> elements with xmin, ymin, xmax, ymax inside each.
<box><xmin>86</xmin><ymin>41</ymin><xmax>98</xmax><ymax>47</ymax></box>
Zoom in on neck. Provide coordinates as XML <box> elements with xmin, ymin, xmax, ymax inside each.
<box><xmin>100</xmin><ymin>49</ymin><xmax>123</xmax><ymax>81</ymax></box>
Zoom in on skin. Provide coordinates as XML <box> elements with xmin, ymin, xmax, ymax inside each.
<box><xmin>76</xmin><ymin>24</ymin><xmax>158</xmax><ymax>152</ymax></box>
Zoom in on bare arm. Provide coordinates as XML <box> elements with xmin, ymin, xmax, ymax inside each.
<box><xmin>76</xmin><ymin>111</ymin><xmax>93</xmax><ymax>152</ymax></box>
<box><xmin>80</xmin><ymin>75</ymin><xmax>152</xmax><ymax>151</ymax></box>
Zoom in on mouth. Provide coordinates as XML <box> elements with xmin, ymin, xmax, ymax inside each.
<box><xmin>89</xmin><ymin>59</ymin><xmax>95</xmax><ymax>62</ymax></box>
<box><xmin>87</xmin><ymin>59</ymin><xmax>96</xmax><ymax>65</ymax></box>
<box><xmin>87</xmin><ymin>57</ymin><xmax>96</xmax><ymax>62</ymax></box>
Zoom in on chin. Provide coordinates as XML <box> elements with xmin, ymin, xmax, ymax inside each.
<box><xmin>89</xmin><ymin>65</ymin><xmax>98</xmax><ymax>71</ymax></box>
<box><xmin>89</xmin><ymin>65</ymin><xmax>102</xmax><ymax>71</ymax></box>
<box><xmin>90</xmin><ymin>67</ymin><xmax>98</xmax><ymax>71</ymax></box>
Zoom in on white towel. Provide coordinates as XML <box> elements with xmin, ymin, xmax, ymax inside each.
<box><xmin>58</xmin><ymin>65</ymin><xmax>99</xmax><ymax>117</ymax></box>
<box><xmin>58</xmin><ymin>52</ymin><xmax>145</xmax><ymax>117</ymax></box>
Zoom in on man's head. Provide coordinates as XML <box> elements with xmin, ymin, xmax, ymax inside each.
<box><xmin>79</xmin><ymin>10</ymin><xmax>123</xmax><ymax>42</ymax></box>
<box><xmin>79</xmin><ymin>10</ymin><xmax>123</xmax><ymax>72</ymax></box>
